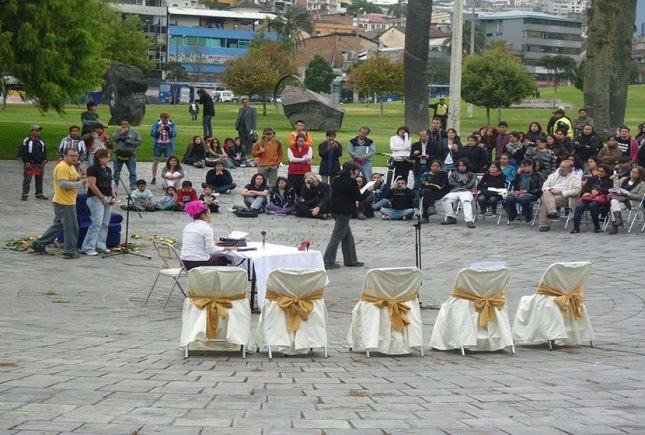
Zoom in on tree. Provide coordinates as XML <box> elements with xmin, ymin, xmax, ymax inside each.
<box><xmin>222</xmin><ymin>40</ymin><xmax>297</xmax><ymax>116</ymax></box>
<box><xmin>346</xmin><ymin>0</ymin><xmax>382</xmax><ymax>15</ymax></box>
<box><xmin>304</xmin><ymin>55</ymin><xmax>336</xmax><ymax>94</ymax></box>
<box><xmin>403</xmin><ymin>0</ymin><xmax>432</xmax><ymax>132</ymax></box>
<box><xmin>461</xmin><ymin>47</ymin><xmax>535</xmax><ymax>126</ymax></box>
<box><xmin>268</xmin><ymin>6</ymin><xmax>313</xmax><ymax>53</ymax></box>
<box><xmin>101</xmin><ymin>13</ymin><xmax>153</xmax><ymax>73</ymax></box>
<box><xmin>348</xmin><ymin>55</ymin><xmax>403</xmax><ymax>116</ymax></box>
<box><xmin>609</xmin><ymin>0</ymin><xmax>637</xmax><ymax>129</ymax></box>
<box><xmin>538</xmin><ymin>55</ymin><xmax>577</xmax><ymax>107</ymax></box>
<box><xmin>442</xmin><ymin>19</ymin><xmax>487</xmax><ymax>55</ymax></box>
<box><xmin>573</xmin><ymin>60</ymin><xmax>585</xmax><ymax>91</ymax></box>
<box><xmin>387</xmin><ymin>0</ymin><xmax>407</xmax><ymax>19</ymax></box>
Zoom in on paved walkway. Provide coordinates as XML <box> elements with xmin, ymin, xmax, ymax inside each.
<box><xmin>1</xmin><ymin>160</ymin><xmax>644</xmax><ymax>434</ymax></box>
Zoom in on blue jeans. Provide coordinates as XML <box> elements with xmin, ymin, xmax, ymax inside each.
<box><xmin>214</xmin><ymin>183</ymin><xmax>236</xmax><ymax>194</ymax></box>
<box><xmin>476</xmin><ymin>194</ymin><xmax>501</xmax><ymax>214</ymax></box>
<box><xmin>505</xmin><ymin>194</ymin><xmax>538</xmax><ymax>220</ymax></box>
<box><xmin>81</xmin><ymin>195</ymin><xmax>112</xmax><ymax>253</ymax></box>
<box><xmin>113</xmin><ymin>155</ymin><xmax>137</xmax><ymax>188</ymax></box>
<box><xmin>573</xmin><ymin>200</ymin><xmax>601</xmax><ymax>229</ymax></box>
<box><xmin>373</xmin><ymin>198</ymin><xmax>390</xmax><ymax>211</ymax></box>
<box><xmin>357</xmin><ymin>160</ymin><xmax>372</xmax><ymax>180</ymax></box>
<box><xmin>203</xmin><ymin>115</ymin><xmax>213</xmax><ymax>137</ymax></box>
<box><xmin>380</xmin><ymin>207</ymin><xmax>415</xmax><ymax>220</ymax></box>
<box><xmin>244</xmin><ymin>195</ymin><xmax>267</xmax><ymax>211</ymax></box>
<box><xmin>153</xmin><ymin>142</ymin><xmax>174</xmax><ymax>160</ymax></box>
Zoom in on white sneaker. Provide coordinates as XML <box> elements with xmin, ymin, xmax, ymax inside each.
<box><xmin>82</xmin><ymin>251</ymin><xmax>98</xmax><ymax>256</ymax></box>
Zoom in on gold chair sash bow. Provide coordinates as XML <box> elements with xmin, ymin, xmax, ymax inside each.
<box><xmin>265</xmin><ymin>289</ymin><xmax>324</xmax><ymax>332</ymax></box>
<box><xmin>450</xmin><ymin>287</ymin><xmax>506</xmax><ymax>328</ymax></box>
<box><xmin>359</xmin><ymin>293</ymin><xmax>418</xmax><ymax>332</ymax></box>
<box><xmin>536</xmin><ymin>282</ymin><xmax>585</xmax><ymax>320</ymax></box>
<box><xmin>188</xmin><ymin>292</ymin><xmax>247</xmax><ymax>339</ymax></box>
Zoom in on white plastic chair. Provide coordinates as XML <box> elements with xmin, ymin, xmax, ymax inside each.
<box><xmin>347</xmin><ymin>267</ymin><xmax>424</xmax><ymax>357</ymax></box>
<box><xmin>180</xmin><ymin>266</ymin><xmax>251</xmax><ymax>358</ymax></box>
<box><xmin>512</xmin><ymin>262</ymin><xmax>594</xmax><ymax>348</ymax></box>
<box><xmin>430</xmin><ymin>266</ymin><xmax>514</xmax><ymax>355</ymax></box>
<box><xmin>255</xmin><ymin>269</ymin><xmax>328</xmax><ymax>358</ymax></box>
<box><xmin>145</xmin><ymin>241</ymin><xmax>187</xmax><ymax>308</ymax></box>
<box><xmin>627</xmin><ymin>195</ymin><xmax>645</xmax><ymax>233</ymax></box>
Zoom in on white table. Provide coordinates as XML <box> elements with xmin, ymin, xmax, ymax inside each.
<box><xmin>225</xmin><ymin>242</ymin><xmax>326</xmax><ymax>309</ymax></box>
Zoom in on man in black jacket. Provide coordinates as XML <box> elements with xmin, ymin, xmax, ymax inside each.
<box><xmin>196</xmin><ymin>88</ymin><xmax>215</xmax><ymax>137</ymax></box>
<box><xmin>409</xmin><ymin>129</ymin><xmax>431</xmax><ymax>199</ymax></box>
<box><xmin>294</xmin><ymin>173</ymin><xmax>331</xmax><ymax>218</ymax></box>
<box><xmin>504</xmin><ymin>159</ymin><xmax>544</xmax><ymax>222</ymax></box>
<box><xmin>20</xmin><ymin>125</ymin><xmax>49</xmax><ymax>201</ymax></box>
<box><xmin>573</xmin><ymin>124</ymin><xmax>601</xmax><ymax>163</ymax></box>
<box><xmin>323</xmin><ymin>162</ymin><xmax>373</xmax><ymax>269</ymax></box>
<box><xmin>379</xmin><ymin>178</ymin><xmax>416</xmax><ymax>220</ymax></box>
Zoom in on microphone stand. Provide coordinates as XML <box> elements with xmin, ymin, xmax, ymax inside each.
<box><xmin>261</xmin><ymin>230</ymin><xmax>266</xmax><ymax>249</ymax></box>
<box><xmin>104</xmin><ymin>175</ymin><xmax>151</xmax><ymax>259</ymax></box>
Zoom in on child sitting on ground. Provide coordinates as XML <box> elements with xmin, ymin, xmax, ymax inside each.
<box><xmin>176</xmin><ymin>180</ymin><xmax>198</xmax><ymax>210</ymax></box>
<box><xmin>199</xmin><ymin>184</ymin><xmax>219</xmax><ymax>213</ymax></box>
<box><xmin>155</xmin><ymin>186</ymin><xmax>181</xmax><ymax>211</ymax></box>
<box><xmin>123</xmin><ymin>179</ymin><xmax>155</xmax><ymax>211</ymax></box>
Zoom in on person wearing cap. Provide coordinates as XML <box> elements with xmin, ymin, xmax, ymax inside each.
<box><xmin>150</xmin><ymin>112</ymin><xmax>177</xmax><ymax>185</ymax></box>
<box><xmin>573</xmin><ymin>108</ymin><xmax>593</xmax><ymax>136</ymax></box>
<box><xmin>252</xmin><ymin>127</ymin><xmax>283</xmax><ymax>187</ymax></box>
<box><xmin>81</xmin><ymin>101</ymin><xmax>102</xmax><ymax>136</ymax></box>
<box><xmin>82</xmin><ymin>122</ymin><xmax>112</xmax><ymax>167</ymax></box>
<box><xmin>614</xmin><ymin>156</ymin><xmax>632</xmax><ymax>179</ymax></box>
<box><xmin>235</xmin><ymin>97</ymin><xmax>258</xmax><ymax>155</ymax></box>
<box><xmin>19</xmin><ymin>125</ymin><xmax>48</xmax><ymax>201</ymax></box>
<box><xmin>547</xmin><ymin>108</ymin><xmax>573</xmax><ymax>139</ymax></box>
<box><xmin>429</xmin><ymin>97</ymin><xmax>448</xmax><ymax>129</ymax></box>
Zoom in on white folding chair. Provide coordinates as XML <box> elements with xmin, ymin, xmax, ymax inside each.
<box><xmin>255</xmin><ymin>269</ymin><xmax>328</xmax><ymax>358</ymax></box>
<box><xmin>180</xmin><ymin>266</ymin><xmax>251</xmax><ymax>358</ymax></box>
<box><xmin>430</xmin><ymin>266</ymin><xmax>514</xmax><ymax>355</ymax></box>
<box><xmin>145</xmin><ymin>241</ymin><xmax>187</xmax><ymax>308</ymax></box>
<box><xmin>347</xmin><ymin>267</ymin><xmax>424</xmax><ymax>357</ymax></box>
<box><xmin>512</xmin><ymin>262</ymin><xmax>594</xmax><ymax>348</ymax></box>
<box><xmin>627</xmin><ymin>195</ymin><xmax>645</xmax><ymax>233</ymax></box>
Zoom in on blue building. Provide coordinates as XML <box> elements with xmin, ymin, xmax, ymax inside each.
<box><xmin>167</xmin><ymin>7</ymin><xmax>277</xmax><ymax>77</ymax></box>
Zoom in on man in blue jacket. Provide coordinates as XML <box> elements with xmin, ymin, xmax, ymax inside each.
<box><xmin>150</xmin><ymin>113</ymin><xmax>177</xmax><ymax>185</ymax></box>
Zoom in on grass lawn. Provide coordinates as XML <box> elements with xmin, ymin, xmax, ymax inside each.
<box><xmin>3</xmin><ymin>85</ymin><xmax>645</xmax><ymax>166</ymax></box>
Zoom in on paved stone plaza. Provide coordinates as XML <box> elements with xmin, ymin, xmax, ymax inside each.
<box><xmin>1</xmin><ymin>160</ymin><xmax>644</xmax><ymax>435</ymax></box>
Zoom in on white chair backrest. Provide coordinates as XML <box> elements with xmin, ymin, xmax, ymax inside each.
<box><xmin>187</xmin><ymin>266</ymin><xmax>248</xmax><ymax>297</ymax></box>
<box><xmin>361</xmin><ymin>267</ymin><xmax>423</xmax><ymax>299</ymax></box>
<box><xmin>154</xmin><ymin>241</ymin><xmax>182</xmax><ymax>266</ymax></box>
<box><xmin>453</xmin><ymin>266</ymin><xmax>510</xmax><ymax>297</ymax></box>
<box><xmin>266</xmin><ymin>269</ymin><xmax>327</xmax><ymax>298</ymax></box>
<box><xmin>539</xmin><ymin>262</ymin><xmax>592</xmax><ymax>295</ymax></box>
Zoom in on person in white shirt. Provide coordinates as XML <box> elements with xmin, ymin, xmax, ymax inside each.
<box><xmin>537</xmin><ymin>160</ymin><xmax>582</xmax><ymax>232</ymax></box>
<box><xmin>180</xmin><ymin>201</ymin><xmax>236</xmax><ymax>270</ymax></box>
<box><xmin>389</xmin><ymin>126</ymin><xmax>412</xmax><ymax>184</ymax></box>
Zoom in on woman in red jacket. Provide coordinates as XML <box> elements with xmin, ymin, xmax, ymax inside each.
<box><xmin>288</xmin><ymin>133</ymin><xmax>313</xmax><ymax>198</ymax></box>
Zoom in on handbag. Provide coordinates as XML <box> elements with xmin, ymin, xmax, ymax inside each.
<box><xmin>116</xmin><ymin>149</ymin><xmax>133</xmax><ymax>161</ymax></box>
<box><xmin>578</xmin><ymin>193</ymin><xmax>608</xmax><ymax>206</ymax></box>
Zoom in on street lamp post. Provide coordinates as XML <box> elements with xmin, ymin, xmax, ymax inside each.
<box><xmin>448</xmin><ymin>0</ymin><xmax>464</xmax><ymax>132</ymax></box>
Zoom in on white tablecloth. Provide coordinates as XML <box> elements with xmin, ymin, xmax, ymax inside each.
<box><xmin>226</xmin><ymin>242</ymin><xmax>326</xmax><ymax>307</ymax></box>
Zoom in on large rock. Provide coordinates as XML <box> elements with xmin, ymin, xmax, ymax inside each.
<box><xmin>104</xmin><ymin>62</ymin><xmax>148</xmax><ymax>126</ymax></box>
<box><xmin>281</xmin><ymin>85</ymin><xmax>344</xmax><ymax>131</ymax></box>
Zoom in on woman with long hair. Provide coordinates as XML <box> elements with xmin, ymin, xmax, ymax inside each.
<box><xmin>389</xmin><ymin>125</ymin><xmax>412</xmax><ymax>182</ymax></box>
<box><xmin>182</xmin><ymin>135</ymin><xmax>207</xmax><ymax>167</ymax></box>
<box><xmin>160</xmin><ymin>155</ymin><xmax>185</xmax><ymax>189</ymax></box>
<box><xmin>571</xmin><ymin>164</ymin><xmax>613</xmax><ymax>234</ymax></box>
<box><xmin>267</xmin><ymin>176</ymin><xmax>296</xmax><ymax>215</ymax></box>
<box><xmin>608</xmin><ymin>166</ymin><xmax>645</xmax><ymax>234</ymax></box>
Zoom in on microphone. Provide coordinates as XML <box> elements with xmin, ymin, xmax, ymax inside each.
<box><xmin>261</xmin><ymin>231</ymin><xmax>266</xmax><ymax>249</ymax></box>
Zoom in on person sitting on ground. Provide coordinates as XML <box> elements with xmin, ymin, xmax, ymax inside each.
<box><xmin>154</xmin><ymin>186</ymin><xmax>181</xmax><ymax>211</ymax></box>
<box><xmin>128</xmin><ymin>179</ymin><xmax>155</xmax><ymax>212</ymax></box>
<box><xmin>160</xmin><ymin>156</ymin><xmax>185</xmax><ymax>190</ymax></box>
<box><xmin>182</xmin><ymin>135</ymin><xmax>207</xmax><ymax>168</ymax></box>
<box><xmin>318</xmin><ymin>129</ymin><xmax>343</xmax><ymax>184</ymax></box>
<box><xmin>499</xmin><ymin>152</ymin><xmax>517</xmax><ymax>183</ymax></box>
<box><xmin>370</xmin><ymin>172</ymin><xmax>391</xmax><ymax>211</ymax></box>
<box><xmin>176</xmin><ymin>180</ymin><xmax>198</xmax><ymax>210</ymax></box>
<box><xmin>614</xmin><ymin>156</ymin><xmax>632</xmax><ymax>179</ymax></box>
<box><xmin>608</xmin><ymin>166</ymin><xmax>645</xmax><ymax>234</ymax></box>
<box><xmin>225</xmin><ymin>137</ymin><xmax>246</xmax><ymax>167</ymax></box>
<box><xmin>458</xmin><ymin>135</ymin><xmax>489</xmax><ymax>173</ymax></box>
<box><xmin>537</xmin><ymin>160</ymin><xmax>582</xmax><ymax>232</ymax></box>
<box><xmin>573</xmin><ymin>124</ymin><xmax>601</xmax><ymax>163</ymax></box>
<box><xmin>525</xmin><ymin>135</ymin><xmax>556</xmax><ymax>176</ymax></box>
<box><xmin>204</xmin><ymin>160</ymin><xmax>236</xmax><ymax>194</ymax></box>
<box><xmin>505</xmin><ymin>159</ymin><xmax>544</xmax><ymax>223</ymax></box>
<box><xmin>294</xmin><ymin>172</ymin><xmax>331</xmax><ymax>219</ymax></box>
<box><xmin>597</xmin><ymin>135</ymin><xmax>623</xmax><ymax>166</ymax></box>
<box><xmin>380</xmin><ymin>177</ymin><xmax>416</xmax><ymax>221</ymax></box>
<box><xmin>206</xmin><ymin>137</ymin><xmax>235</xmax><ymax>169</ymax></box>
<box><xmin>266</xmin><ymin>176</ymin><xmax>296</xmax><ymax>216</ymax></box>
<box><xmin>419</xmin><ymin>160</ymin><xmax>449</xmax><ymax>223</ymax></box>
<box><xmin>180</xmin><ymin>200</ymin><xmax>234</xmax><ymax>271</ymax></box>
<box><xmin>199</xmin><ymin>184</ymin><xmax>219</xmax><ymax>213</ymax></box>
<box><xmin>354</xmin><ymin>175</ymin><xmax>374</xmax><ymax>220</ymax></box>
<box><xmin>241</xmin><ymin>173</ymin><xmax>269</xmax><ymax>212</ymax></box>
<box><xmin>570</xmin><ymin>163</ymin><xmax>613</xmax><ymax>234</ymax></box>
<box><xmin>476</xmin><ymin>162</ymin><xmax>507</xmax><ymax>216</ymax></box>
<box><xmin>441</xmin><ymin>158</ymin><xmax>477</xmax><ymax>228</ymax></box>
<box><xmin>288</xmin><ymin>133</ymin><xmax>313</xmax><ymax>197</ymax></box>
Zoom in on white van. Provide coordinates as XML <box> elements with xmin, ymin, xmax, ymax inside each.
<box><xmin>212</xmin><ymin>90</ymin><xmax>237</xmax><ymax>103</ymax></box>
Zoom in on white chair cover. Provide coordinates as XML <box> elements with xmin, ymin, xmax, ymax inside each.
<box><xmin>255</xmin><ymin>269</ymin><xmax>328</xmax><ymax>355</ymax></box>
<box><xmin>512</xmin><ymin>262</ymin><xmax>594</xmax><ymax>346</ymax></box>
<box><xmin>180</xmin><ymin>266</ymin><xmax>251</xmax><ymax>351</ymax></box>
<box><xmin>347</xmin><ymin>267</ymin><xmax>423</xmax><ymax>355</ymax></box>
<box><xmin>430</xmin><ymin>266</ymin><xmax>514</xmax><ymax>352</ymax></box>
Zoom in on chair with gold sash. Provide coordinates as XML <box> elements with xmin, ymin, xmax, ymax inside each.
<box><xmin>512</xmin><ymin>262</ymin><xmax>594</xmax><ymax>348</ymax></box>
<box><xmin>430</xmin><ymin>266</ymin><xmax>514</xmax><ymax>355</ymax></box>
<box><xmin>180</xmin><ymin>266</ymin><xmax>251</xmax><ymax>358</ymax></box>
<box><xmin>347</xmin><ymin>267</ymin><xmax>423</xmax><ymax>357</ymax></box>
<box><xmin>255</xmin><ymin>268</ymin><xmax>328</xmax><ymax>358</ymax></box>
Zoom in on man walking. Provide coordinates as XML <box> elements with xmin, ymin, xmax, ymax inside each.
<box><xmin>30</xmin><ymin>149</ymin><xmax>87</xmax><ymax>259</ymax></box>
<box><xmin>235</xmin><ymin>97</ymin><xmax>258</xmax><ymax>154</ymax></box>
<box><xmin>19</xmin><ymin>125</ymin><xmax>48</xmax><ymax>201</ymax></box>
<box><xmin>196</xmin><ymin>88</ymin><xmax>214</xmax><ymax>137</ymax></box>
<box><xmin>150</xmin><ymin>112</ymin><xmax>177</xmax><ymax>184</ymax></box>
<box><xmin>112</xmin><ymin>120</ymin><xmax>142</xmax><ymax>189</ymax></box>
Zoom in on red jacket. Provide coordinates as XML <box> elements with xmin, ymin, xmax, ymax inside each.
<box><xmin>177</xmin><ymin>188</ymin><xmax>198</xmax><ymax>205</ymax></box>
<box><xmin>288</xmin><ymin>144</ymin><xmax>312</xmax><ymax>175</ymax></box>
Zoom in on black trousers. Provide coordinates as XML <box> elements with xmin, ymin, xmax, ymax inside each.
<box><xmin>323</xmin><ymin>214</ymin><xmax>358</xmax><ymax>266</ymax></box>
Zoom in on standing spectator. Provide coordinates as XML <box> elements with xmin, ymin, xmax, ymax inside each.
<box><xmin>82</xmin><ymin>122</ymin><xmax>112</xmax><ymax>167</ymax></box>
<box><xmin>441</xmin><ymin>158</ymin><xmax>477</xmax><ymax>228</ymax></box>
<box><xmin>188</xmin><ymin>100</ymin><xmax>199</xmax><ymax>121</ymax></box>
<box><xmin>427</xmin><ymin>117</ymin><xmax>447</xmax><ymax>161</ymax></box>
<box><xmin>204</xmin><ymin>160</ymin><xmax>236</xmax><ymax>194</ymax></box>
<box><xmin>429</xmin><ymin>97</ymin><xmax>448</xmax><ymax>129</ymax></box>
<box><xmin>547</xmin><ymin>108</ymin><xmax>573</xmax><ymax>138</ymax></box>
<box><xmin>348</xmin><ymin>126</ymin><xmax>376</xmax><ymax>180</ymax></box>
<box><xmin>288</xmin><ymin>133</ymin><xmax>313</xmax><ymax>197</ymax></box>
<box><xmin>294</xmin><ymin>173</ymin><xmax>331</xmax><ymax>218</ymax></box>
<box><xmin>419</xmin><ymin>160</ymin><xmax>449</xmax><ymax>222</ymax></box>
<box><xmin>150</xmin><ymin>113</ymin><xmax>177</xmax><ymax>184</ymax></box>
<box><xmin>615</xmin><ymin>126</ymin><xmax>639</xmax><ymax>163</ymax></box>
<box><xmin>196</xmin><ymin>88</ymin><xmax>215</xmax><ymax>137</ymax></box>
<box><xmin>481</xmin><ymin>127</ymin><xmax>498</xmax><ymax>160</ymax></box>
<box><xmin>267</xmin><ymin>176</ymin><xmax>296</xmax><ymax>215</ymax></box>
<box><xmin>573</xmin><ymin>124</ymin><xmax>601</xmax><ymax>163</ymax></box>
<box><xmin>439</xmin><ymin>127</ymin><xmax>461</xmax><ymax>171</ymax></box>
<box><xmin>318</xmin><ymin>129</ymin><xmax>342</xmax><ymax>184</ymax></box>
<box><xmin>410</xmin><ymin>129</ymin><xmax>431</xmax><ymax>198</ymax></box>
<box><xmin>80</xmin><ymin>149</ymin><xmax>117</xmax><ymax>256</ymax></box>
<box><xmin>323</xmin><ymin>162</ymin><xmax>373</xmax><ymax>269</ymax></box>
<box><xmin>379</xmin><ymin>177</ymin><xmax>416</xmax><ymax>221</ymax></box>
<box><xmin>235</xmin><ymin>97</ymin><xmax>258</xmax><ymax>154</ymax></box>
<box><xmin>252</xmin><ymin>127</ymin><xmax>283</xmax><ymax>187</ymax></box>
<box><xmin>58</xmin><ymin>125</ymin><xmax>87</xmax><ymax>168</ymax></box>
<box><xmin>389</xmin><ymin>126</ymin><xmax>412</xmax><ymax>183</ymax></box>
<box><xmin>30</xmin><ymin>149</ymin><xmax>87</xmax><ymax>258</ymax></box>
<box><xmin>573</xmin><ymin>108</ymin><xmax>594</xmax><ymax>135</ymax></box>
<box><xmin>112</xmin><ymin>120</ymin><xmax>142</xmax><ymax>189</ymax></box>
<box><xmin>241</xmin><ymin>173</ymin><xmax>269</xmax><ymax>212</ymax></box>
<box><xmin>597</xmin><ymin>136</ymin><xmax>623</xmax><ymax>166</ymax></box>
<box><xmin>19</xmin><ymin>125</ymin><xmax>48</xmax><ymax>201</ymax></box>
<box><xmin>160</xmin><ymin>156</ymin><xmax>185</xmax><ymax>190</ymax></box>
<box><xmin>537</xmin><ymin>160</ymin><xmax>581</xmax><ymax>232</ymax></box>
<box><xmin>505</xmin><ymin>159</ymin><xmax>544</xmax><ymax>223</ymax></box>
<box><xmin>182</xmin><ymin>135</ymin><xmax>207</xmax><ymax>168</ymax></box>
<box><xmin>525</xmin><ymin>136</ymin><xmax>556</xmax><ymax>176</ymax></box>
<box><xmin>288</xmin><ymin>120</ymin><xmax>313</xmax><ymax>148</ymax></box>
<box><xmin>495</xmin><ymin>121</ymin><xmax>511</xmax><ymax>160</ymax></box>
<box><xmin>458</xmin><ymin>135</ymin><xmax>489</xmax><ymax>173</ymax></box>
<box><xmin>80</xmin><ymin>101</ymin><xmax>101</xmax><ymax>135</ymax></box>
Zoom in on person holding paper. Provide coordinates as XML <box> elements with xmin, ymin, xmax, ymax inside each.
<box><xmin>389</xmin><ymin>126</ymin><xmax>412</xmax><ymax>183</ymax></box>
<box><xmin>476</xmin><ymin>162</ymin><xmax>507</xmax><ymax>217</ymax></box>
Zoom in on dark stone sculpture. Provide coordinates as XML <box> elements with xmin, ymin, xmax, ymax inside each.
<box><xmin>281</xmin><ymin>85</ymin><xmax>344</xmax><ymax>131</ymax></box>
<box><xmin>104</xmin><ymin>62</ymin><xmax>148</xmax><ymax>126</ymax></box>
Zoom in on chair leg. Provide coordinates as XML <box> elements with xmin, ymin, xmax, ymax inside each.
<box><xmin>511</xmin><ymin>344</ymin><xmax>516</xmax><ymax>355</ymax></box>
<box><xmin>366</xmin><ymin>349</ymin><xmax>370</xmax><ymax>358</ymax></box>
<box><xmin>241</xmin><ymin>345</ymin><xmax>246</xmax><ymax>359</ymax></box>
<box><xmin>324</xmin><ymin>347</ymin><xmax>328</xmax><ymax>358</ymax></box>
<box><xmin>163</xmin><ymin>278</ymin><xmax>180</xmax><ymax>309</ymax></box>
<box><xmin>183</xmin><ymin>344</ymin><xmax>189</xmax><ymax>359</ymax></box>
<box><xmin>267</xmin><ymin>344</ymin><xmax>272</xmax><ymax>360</ymax></box>
<box><xmin>145</xmin><ymin>273</ymin><xmax>161</xmax><ymax>305</ymax></box>
<box><xmin>548</xmin><ymin>340</ymin><xmax>553</xmax><ymax>350</ymax></box>
<box><xmin>460</xmin><ymin>345</ymin><xmax>465</xmax><ymax>357</ymax></box>
<box><xmin>176</xmin><ymin>280</ymin><xmax>187</xmax><ymax>297</ymax></box>
<box><xmin>590</xmin><ymin>340</ymin><xmax>594</xmax><ymax>348</ymax></box>
<box><xmin>419</xmin><ymin>345</ymin><xmax>424</xmax><ymax>357</ymax></box>
<box><xmin>348</xmin><ymin>346</ymin><xmax>352</xmax><ymax>352</ymax></box>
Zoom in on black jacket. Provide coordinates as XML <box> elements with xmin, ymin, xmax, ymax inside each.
<box><xmin>197</xmin><ymin>93</ymin><xmax>215</xmax><ymax>116</ymax></box>
<box><xmin>269</xmin><ymin>187</ymin><xmax>296</xmax><ymax>208</ymax></box>
<box><xmin>511</xmin><ymin>171</ymin><xmax>544</xmax><ymax>197</ymax></box>
<box><xmin>458</xmin><ymin>146</ymin><xmax>489</xmax><ymax>173</ymax></box>
<box><xmin>19</xmin><ymin>136</ymin><xmax>47</xmax><ymax>164</ymax></box>
<box><xmin>318</xmin><ymin>140</ymin><xmax>343</xmax><ymax>176</ymax></box>
<box><xmin>386</xmin><ymin>187</ymin><xmax>415</xmax><ymax>210</ymax></box>
<box><xmin>330</xmin><ymin>175</ymin><xmax>368</xmax><ymax>215</ymax></box>
<box><xmin>573</xmin><ymin>133</ymin><xmax>601</xmax><ymax>161</ymax></box>
<box><xmin>302</xmin><ymin>181</ymin><xmax>331</xmax><ymax>211</ymax></box>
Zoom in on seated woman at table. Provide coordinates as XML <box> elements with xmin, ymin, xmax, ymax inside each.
<box><xmin>180</xmin><ymin>200</ymin><xmax>235</xmax><ymax>270</ymax></box>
